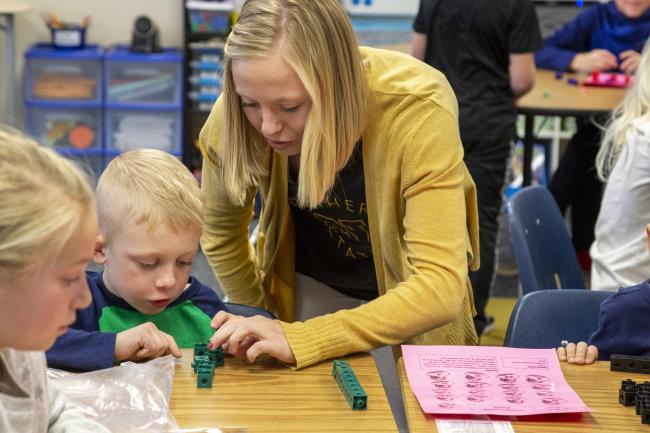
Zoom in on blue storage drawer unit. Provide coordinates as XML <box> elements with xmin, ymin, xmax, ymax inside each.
<box><xmin>25</xmin><ymin>100</ymin><xmax>103</xmax><ymax>152</ymax></box>
<box><xmin>104</xmin><ymin>107</ymin><xmax>182</xmax><ymax>155</ymax></box>
<box><xmin>24</xmin><ymin>44</ymin><xmax>103</xmax><ymax>104</ymax></box>
<box><xmin>103</xmin><ymin>46</ymin><xmax>183</xmax><ymax>107</ymax></box>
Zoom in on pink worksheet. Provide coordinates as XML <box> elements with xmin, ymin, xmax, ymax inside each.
<box><xmin>402</xmin><ymin>345</ymin><xmax>591</xmax><ymax>416</ymax></box>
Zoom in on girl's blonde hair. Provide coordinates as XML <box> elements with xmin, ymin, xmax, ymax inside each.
<box><xmin>0</xmin><ymin>129</ymin><xmax>95</xmax><ymax>280</ymax></box>
<box><xmin>220</xmin><ymin>0</ymin><xmax>368</xmax><ymax>209</ymax></box>
<box><xmin>596</xmin><ymin>38</ymin><xmax>650</xmax><ymax>180</ymax></box>
<box><xmin>96</xmin><ymin>149</ymin><xmax>204</xmax><ymax>243</ymax></box>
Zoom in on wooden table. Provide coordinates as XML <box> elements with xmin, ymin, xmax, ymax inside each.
<box><xmin>170</xmin><ymin>349</ymin><xmax>398</xmax><ymax>432</ymax></box>
<box><xmin>400</xmin><ymin>358</ymin><xmax>650</xmax><ymax>432</ymax></box>
<box><xmin>515</xmin><ymin>69</ymin><xmax>626</xmax><ymax>185</ymax></box>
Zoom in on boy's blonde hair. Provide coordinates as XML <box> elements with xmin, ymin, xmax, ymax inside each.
<box><xmin>219</xmin><ymin>0</ymin><xmax>368</xmax><ymax>209</ymax></box>
<box><xmin>0</xmin><ymin>128</ymin><xmax>95</xmax><ymax>280</ymax></box>
<box><xmin>597</xmin><ymin>38</ymin><xmax>650</xmax><ymax>180</ymax></box>
<box><xmin>96</xmin><ymin>149</ymin><xmax>204</xmax><ymax>243</ymax></box>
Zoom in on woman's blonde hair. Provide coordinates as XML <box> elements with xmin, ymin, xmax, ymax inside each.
<box><xmin>96</xmin><ymin>149</ymin><xmax>204</xmax><ymax>243</ymax></box>
<box><xmin>0</xmin><ymin>128</ymin><xmax>95</xmax><ymax>280</ymax></box>
<box><xmin>220</xmin><ymin>0</ymin><xmax>368</xmax><ymax>209</ymax></box>
<box><xmin>596</xmin><ymin>38</ymin><xmax>650</xmax><ymax>180</ymax></box>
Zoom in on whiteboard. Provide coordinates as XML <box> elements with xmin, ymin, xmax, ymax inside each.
<box><xmin>342</xmin><ymin>0</ymin><xmax>419</xmax><ymax>17</ymax></box>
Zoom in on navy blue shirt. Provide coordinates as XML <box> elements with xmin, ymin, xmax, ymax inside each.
<box><xmin>535</xmin><ymin>2</ymin><xmax>650</xmax><ymax>71</ymax></box>
<box><xmin>588</xmin><ymin>280</ymin><xmax>650</xmax><ymax>360</ymax></box>
<box><xmin>46</xmin><ymin>271</ymin><xmax>228</xmax><ymax>371</ymax></box>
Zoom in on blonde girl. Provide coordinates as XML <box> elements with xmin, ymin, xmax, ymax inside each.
<box><xmin>590</xmin><ymin>38</ymin><xmax>650</xmax><ymax>292</ymax></box>
<box><xmin>0</xmin><ymin>129</ymin><xmax>108</xmax><ymax>432</ymax></box>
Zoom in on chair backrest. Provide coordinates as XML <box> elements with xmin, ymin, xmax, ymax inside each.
<box><xmin>508</xmin><ymin>185</ymin><xmax>586</xmax><ymax>294</ymax></box>
<box><xmin>223</xmin><ymin>302</ymin><xmax>276</xmax><ymax>319</ymax></box>
<box><xmin>504</xmin><ymin>289</ymin><xmax>611</xmax><ymax>348</ymax></box>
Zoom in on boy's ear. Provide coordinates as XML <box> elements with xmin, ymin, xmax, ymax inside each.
<box><xmin>93</xmin><ymin>233</ymin><xmax>107</xmax><ymax>264</ymax></box>
<box><xmin>646</xmin><ymin>224</ymin><xmax>650</xmax><ymax>253</ymax></box>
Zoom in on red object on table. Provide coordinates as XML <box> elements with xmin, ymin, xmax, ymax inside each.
<box><xmin>583</xmin><ymin>71</ymin><xmax>634</xmax><ymax>88</ymax></box>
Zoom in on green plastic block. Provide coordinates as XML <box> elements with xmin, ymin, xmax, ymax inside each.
<box><xmin>332</xmin><ymin>359</ymin><xmax>367</xmax><ymax>410</ymax></box>
<box><xmin>192</xmin><ymin>355</ymin><xmax>211</xmax><ymax>372</ymax></box>
<box><xmin>194</xmin><ymin>342</ymin><xmax>225</xmax><ymax>365</ymax></box>
<box><xmin>194</xmin><ymin>343</ymin><xmax>210</xmax><ymax>358</ymax></box>
<box><xmin>193</xmin><ymin>360</ymin><xmax>215</xmax><ymax>373</ymax></box>
<box><xmin>212</xmin><ymin>354</ymin><xmax>224</xmax><ymax>368</ymax></box>
<box><xmin>197</xmin><ymin>372</ymin><xmax>213</xmax><ymax>388</ymax></box>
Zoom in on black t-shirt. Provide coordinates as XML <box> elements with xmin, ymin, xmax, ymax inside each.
<box><xmin>288</xmin><ymin>143</ymin><xmax>379</xmax><ymax>301</ymax></box>
<box><xmin>413</xmin><ymin>0</ymin><xmax>542</xmax><ymax>140</ymax></box>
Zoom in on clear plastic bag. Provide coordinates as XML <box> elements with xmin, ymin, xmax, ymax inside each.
<box><xmin>48</xmin><ymin>355</ymin><xmax>178</xmax><ymax>432</ymax></box>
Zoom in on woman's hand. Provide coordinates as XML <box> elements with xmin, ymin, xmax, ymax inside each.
<box><xmin>209</xmin><ymin>311</ymin><xmax>296</xmax><ymax>365</ymax></box>
<box><xmin>556</xmin><ymin>341</ymin><xmax>598</xmax><ymax>365</ymax></box>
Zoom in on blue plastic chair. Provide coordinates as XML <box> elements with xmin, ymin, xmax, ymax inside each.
<box><xmin>223</xmin><ymin>302</ymin><xmax>276</xmax><ymax>319</ymax></box>
<box><xmin>504</xmin><ymin>289</ymin><xmax>611</xmax><ymax>348</ymax></box>
<box><xmin>508</xmin><ymin>185</ymin><xmax>586</xmax><ymax>294</ymax></box>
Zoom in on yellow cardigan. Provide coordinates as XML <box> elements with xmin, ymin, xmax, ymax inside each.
<box><xmin>199</xmin><ymin>47</ymin><xmax>480</xmax><ymax>369</ymax></box>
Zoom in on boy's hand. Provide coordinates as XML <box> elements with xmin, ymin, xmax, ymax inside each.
<box><xmin>114</xmin><ymin>322</ymin><xmax>182</xmax><ymax>362</ymax></box>
<box><xmin>619</xmin><ymin>50</ymin><xmax>641</xmax><ymax>75</ymax></box>
<box><xmin>570</xmin><ymin>49</ymin><xmax>618</xmax><ymax>72</ymax></box>
<box><xmin>209</xmin><ymin>311</ymin><xmax>296</xmax><ymax>365</ymax></box>
<box><xmin>556</xmin><ymin>341</ymin><xmax>598</xmax><ymax>365</ymax></box>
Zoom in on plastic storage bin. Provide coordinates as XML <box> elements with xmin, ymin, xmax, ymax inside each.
<box><xmin>104</xmin><ymin>46</ymin><xmax>183</xmax><ymax>106</ymax></box>
<box><xmin>50</xmin><ymin>26</ymin><xmax>86</xmax><ymax>49</ymax></box>
<box><xmin>104</xmin><ymin>108</ymin><xmax>182</xmax><ymax>155</ymax></box>
<box><xmin>186</xmin><ymin>1</ymin><xmax>233</xmax><ymax>34</ymax></box>
<box><xmin>24</xmin><ymin>44</ymin><xmax>103</xmax><ymax>103</ymax></box>
<box><xmin>25</xmin><ymin>102</ymin><xmax>102</xmax><ymax>151</ymax></box>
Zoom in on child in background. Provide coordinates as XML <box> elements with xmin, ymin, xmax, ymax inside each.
<box><xmin>47</xmin><ymin>149</ymin><xmax>230</xmax><ymax>371</ymax></box>
<box><xmin>558</xmin><ymin>39</ymin><xmax>650</xmax><ymax>365</ymax></box>
<box><xmin>536</xmin><ymin>0</ymin><xmax>650</xmax><ymax>74</ymax></box>
<box><xmin>535</xmin><ymin>0</ymin><xmax>650</xmax><ymax>269</ymax></box>
<box><xmin>0</xmin><ymin>130</ymin><xmax>109</xmax><ymax>432</ymax></box>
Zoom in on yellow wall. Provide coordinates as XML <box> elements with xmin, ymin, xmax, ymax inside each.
<box><xmin>0</xmin><ymin>0</ymin><xmax>184</xmax><ymax>125</ymax></box>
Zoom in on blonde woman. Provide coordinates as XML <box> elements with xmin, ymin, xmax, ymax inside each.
<box><xmin>0</xmin><ymin>129</ymin><xmax>108</xmax><ymax>432</ymax></box>
<box><xmin>202</xmin><ymin>0</ymin><xmax>478</xmax><ymax>378</ymax></box>
<box><xmin>558</xmin><ymin>40</ymin><xmax>650</xmax><ymax>365</ymax></box>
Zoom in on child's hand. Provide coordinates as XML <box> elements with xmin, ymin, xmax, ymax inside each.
<box><xmin>209</xmin><ymin>311</ymin><xmax>296</xmax><ymax>365</ymax></box>
<box><xmin>570</xmin><ymin>49</ymin><xmax>618</xmax><ymax>72</ymax></box>
<box><xmin>114</xmin><ymin>322</ymin><xmax>182</xmax><ymax>362</ymax></box>
<box><xmin>556</xmin><ymin>341</ymin><xmax>598</xmax><ymax>365</ymax></box>
<box><xmin>619</xmin><ymin>50</ymin><xmax>641</xmax><ymax>75</ymax></box>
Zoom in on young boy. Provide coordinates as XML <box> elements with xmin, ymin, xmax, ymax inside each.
<box><xmin>558</xmin><ymin>223</ymin><xmax>650</xmax><ymax>365</ymax></box>
<box><xmin>536</xmin><ymin>0</ymin><xmax>650</xmax><ymax>74</ymax></box>
<box><xmin>46</xmin><ymin>149</ymin><xmax>229</xmax><ymax>371</ymax></box>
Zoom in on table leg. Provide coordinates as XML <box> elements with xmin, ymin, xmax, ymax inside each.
<box><xmin>3</xmin><ymin>14</ymin><xmax>16</xmax><ymax>124</ymax></box>
<box><xmin>523</xmin><ymin>113</ymin><xmax>534</xmax><ymax>186</ymax></box>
